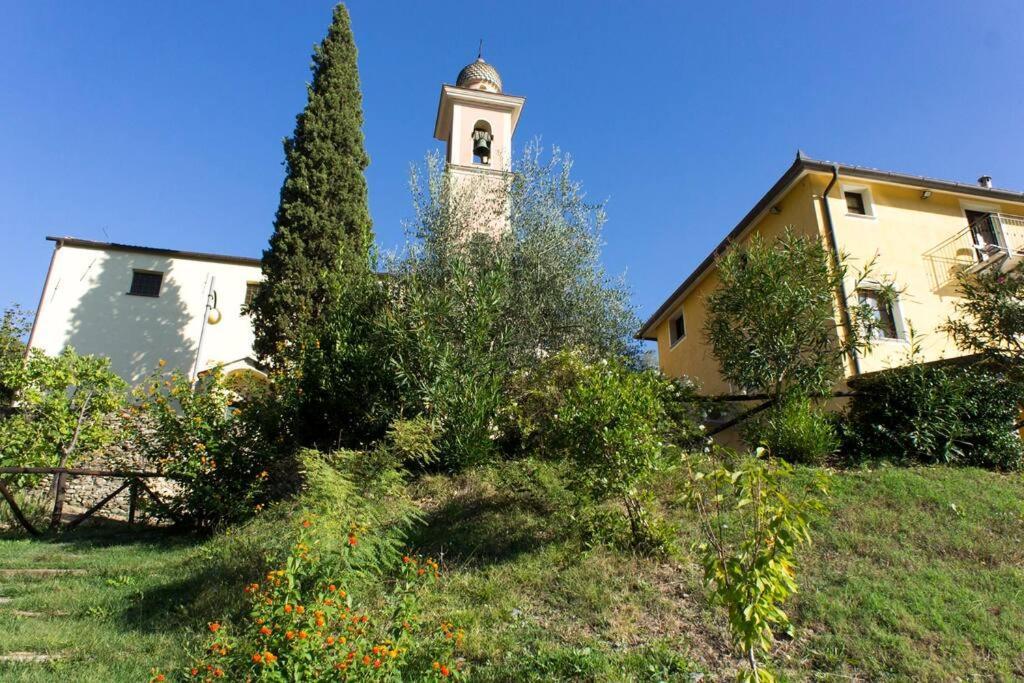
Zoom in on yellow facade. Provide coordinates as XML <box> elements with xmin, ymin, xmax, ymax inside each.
<box><xmin>642</xmin><ymin>158</ymin><xmax>1024</xmax><ymax>393</ymax></box>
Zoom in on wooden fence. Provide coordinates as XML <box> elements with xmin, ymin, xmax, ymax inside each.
<box><xmin>0</xmin><ymin>466</ymin><xmax>182</xmax><ymax>536</ymax></box>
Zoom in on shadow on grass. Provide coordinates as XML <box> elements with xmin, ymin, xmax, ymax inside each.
<box><xmin>407</xmin><ymin>485</ymin><xmax>570</xmax><ymax>568</ymax></box>
<box><xmin>119</xmin><ymin>562</ymin><xmax>253</xmax><ymax>635</ymax></box>
<box><xmin>0</xmin><ymin>519</ymin><xmax>199</xmax><ymax>550</ymax></box>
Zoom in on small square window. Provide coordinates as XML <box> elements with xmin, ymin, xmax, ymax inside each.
<box><xmin>670</xmin><ymin>311</ymin><xmax>686</xmax><ymax>345</ymax></box>
<box><xmin>128</xmin><ymin>270</ymin><xmax>163</xmax><ymax>297</ymax></box>
<box><xmin>858</xmin><ymin>289</ymin><xmax>899</xmax><ymax>340</ymax></box>
<box><xmin>845</xmin><ymin>191</ymin><xmax>867</xmax><ymax>216</ymax></box>
<box><xmin>243</xmin><ymin>282</ymin><xmax>260</xmax><ymax>309</ymax></box>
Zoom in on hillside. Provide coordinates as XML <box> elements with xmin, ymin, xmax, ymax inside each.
<box><xmin>1</xmin><ymin>464</ymin><xmax>1021</xmax><ymax>680</ymax></box>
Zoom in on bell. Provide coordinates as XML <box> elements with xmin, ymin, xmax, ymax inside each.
<box><xmin>473</xmin><ymin>131</ymin><xmax>492</xmax><ymax>162</ymax></box>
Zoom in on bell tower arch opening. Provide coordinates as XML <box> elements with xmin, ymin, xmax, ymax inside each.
<box><xmin>472</xmin><ymin>120</ymin><xmax>493</xmax><ymax>165</ymax></box>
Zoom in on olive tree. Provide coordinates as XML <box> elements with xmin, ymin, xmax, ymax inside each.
<box><xmin>380</xmin><ymin>143</ymin><xmax>640</xmax><ymax>468</ymax></box>
<box><xmin>704</xmin><ymin>230</ymin><xmax>887</xmax><ymax>461</ymax></box>
<box><xmin>942</xmin><ymin>268</ymin><xmax>1024</xmax><ymax>377</ymax></box>
<box><xmin>704</xmin><ymin>229</ymin><xmax>882</xmax><ymax>401</ymax></box>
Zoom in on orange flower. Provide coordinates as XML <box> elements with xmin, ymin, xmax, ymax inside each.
<box><xmin>302</xmin><ymin>519</ymin><xmax>312</xmax><ymax>528</ymax></box>
<box><xmin>190</xmin><ymin>669</ymin><xmax>199</xmax><ymax>677</ymax></box>
<box><xmin>154</xmin><ymin>676</ymin><xmax>166</xmax><ymax>682</ymax></box>
<box><xmin>285</xmin><ymin>630</ymin><xmax>295</xmax><ymax>640</ymax></box>
<box><xmin>326</xmin><ymin>636</ymin><xmax>336</xmax><ymax>645</ymax></box>
<box><xmin>252</xmin><ymin>653</ymin><xmax>263</xmax><ymax>664</ymax></box>
<box><xmin>298</xmin><ymin>630</ymin><xmax>308</xmax><ymax>639</ymax></box>
<box><xmin>328</xmin><ymin>584</ymin><xmax>337</xmax><ymax>592</ymax></box>
<box><xmin>213</xmin><ymin>669</ymin><xmax>224</xmax><ymax>678</ymax></box>
<box><xmin>259</xmin><ymin>626</ymin><xmax>272</xmax><ymax>636</ymax></box>
<box><xmin>402</xmin><ymin>556</ymin><xmax>411</xmax><ymax>563</ymax></box>
<box><xmin>208</xmin><ymin>622</ymin><xmax>221</xmax><ymax>633</ymax></box>
<box><xmin>296</xmin><ymin>605</ymin><xmax>305</xmax><ymax>614</ymax></box>
<box><xmin>440</xmin><ymin>664</ymin><xmax>450</xmax><ymax>677</ymax></box>
<box><xmin>374</xmin><ymin>659</ymin><xmax>382</xmax><ymax>668</ymax></box>
<box><xmin>284</xmin><ymin>604</ymin><xmax>293</xmax><ymax>613</ymax></box>
<box><xmin>347</xmin><ymin>534</ymin><xmax>357</xmax><ymax>547</ymax></box>
<box><xmin>433</xmin><ymin>662</ymin><xmax>441</xmax><ymax>670</ymax></box>
<box><xmin>264</xmin><ymin>651</ymin><xmax>278</xmax><ymax>663</ymax></box>
<box><xmin>362</xmin><ymin>655</ymin><xmax>372</xmax><ymax>665</ymax></box>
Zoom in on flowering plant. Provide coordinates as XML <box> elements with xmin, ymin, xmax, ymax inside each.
<box><xmin>129</xmin><ymin>367</ymin><xmax>270</xmax><ymax>529</ymax></box>
<box><xmin>183</xmin><ymin>518</ymin><xmax>465</xmax><ymax>681</ymax></box>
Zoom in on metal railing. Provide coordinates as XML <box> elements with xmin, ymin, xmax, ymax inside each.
<box><xmin>924</xmin><ymin>213</ymin><xmax>1024</xmax><ymax>289</ymax></box>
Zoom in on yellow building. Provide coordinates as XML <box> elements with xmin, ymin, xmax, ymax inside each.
<box><xmin>638</xmin><ymin>153</ymin><xmax>1024</xmax><ymax>394</ymax></box>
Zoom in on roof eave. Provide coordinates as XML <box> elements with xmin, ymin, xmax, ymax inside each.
<box><xmin>46</xmin><ymin>236</ymin><xmax>263</xmax><ymax>267</ymax></box>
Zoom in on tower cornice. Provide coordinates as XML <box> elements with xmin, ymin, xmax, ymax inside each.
<box><xmin>433</xmin><ymin>85</ymin><xmax>525</xmax><ymax>142</ymax></box>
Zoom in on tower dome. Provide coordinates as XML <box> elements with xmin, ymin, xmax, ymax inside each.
<box><xmin>456</xmin><ymin>57</ymin><xmax>502</xmax><ymax>93</ymax></box>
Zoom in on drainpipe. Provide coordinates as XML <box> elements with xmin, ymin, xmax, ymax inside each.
<box><xmin>820</xmin><ymin>164</ymin><xmax>861</xmax><ymax>377</ymax></box>
<box><xmin>189</xmin><ymin>275</ymin><xmax>217</xmax><ymax>381</ymax></box>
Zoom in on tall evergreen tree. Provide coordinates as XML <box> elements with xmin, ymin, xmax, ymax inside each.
<box><xmin>251</xmin><ymin>3</ymin><xmax>372</xmax><ymax>362</ymax></box>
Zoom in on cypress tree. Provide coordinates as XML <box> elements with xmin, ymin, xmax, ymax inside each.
<box><xmin>251</xmin><ymin>3</ymin><xmax>372</xmax><ymax>362</ymax></box>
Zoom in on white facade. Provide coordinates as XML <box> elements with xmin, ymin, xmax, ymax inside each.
<box><xmin>29</xmin><ymin>237</ymin><xmax>264</xmax><ymax>385</ymax></box>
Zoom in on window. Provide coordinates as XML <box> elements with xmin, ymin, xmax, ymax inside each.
<box><xmin>243</xmin><ymin>282</ymin><xmax>260</xmax><ymax>310</ymax></box>
<box><xmin>128</xmin><ymin>270</ymin><xmax>163</xmax><ymax>297</ymax></box>
<box><xmin>669</xmin><ymin>310</ymin><xmax>686</xmax><ymax>346</ymax></box>
<box><xmin>845</xmin><ymin>191</ymin><xmax>867</xmax><ymax>216</ymax></box>
<box><xmin>858</xmin><ymin>289</ymin><xmax>900</xmax><ymax>340</ymax></box>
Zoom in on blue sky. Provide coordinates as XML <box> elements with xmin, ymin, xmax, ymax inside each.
<box><xmin>3</xmin><ymin>1</ymin><xmax>1023</xmax><ymax>341</ymax></box>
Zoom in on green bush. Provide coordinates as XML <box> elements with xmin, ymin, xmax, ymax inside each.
<box><xmin>743</xmin><ymin>396</ymin><xmax>838</xmax><ymax>465</ymax></box>
<box><xmin>508</xmin><ymin>350</ymin><xmax>702</xmax><ymax>551</ymax></box>
<box><xmin>843</xmin><ymin>361</ymin><xmax>1024</xmax><ymax>470</ymax></box>
<box><xmin>129</xmin><ymin>367</ymin><xmax>275</xmax><ymax>530</ymax></box>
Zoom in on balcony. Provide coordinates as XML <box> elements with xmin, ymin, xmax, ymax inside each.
<box><xmin>924</xmin><ymin>213</ymin><xmax>1024</xmax><ymax>290</ymax></box>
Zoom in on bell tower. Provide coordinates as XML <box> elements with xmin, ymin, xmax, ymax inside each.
<box><xmin>433</xmin><ymin>51</ymin><xmax>525</xmax><ymax>235</ymax></box>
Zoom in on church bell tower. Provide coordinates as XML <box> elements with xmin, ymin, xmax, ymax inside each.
<box><xmin>433</xmin><ymin>51</ymin><xmax>525</xmax><ymax>235</ymax></box>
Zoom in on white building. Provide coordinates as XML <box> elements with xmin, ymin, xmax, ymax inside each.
<box><xmin>27</xmin><ymin>54</ymin><xmax>522</xmax><ymax>387</ymax></box>
<box><xmin>29</xmin><ymin>236</ymin><xmax>264</xmax><ymax>385</ymax></box>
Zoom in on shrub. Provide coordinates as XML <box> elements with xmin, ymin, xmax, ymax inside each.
<box><xmin>130</xmin><ymin>367</ymin><xmax>273</xmax><ymax>529</ymax></box>
<box><xmin>510</xmin><ymin>350</ymin><xmax>702</xmax><ymax>551</ymax></box>
<box><xmin>743</xmin><ymin>396</ymin><xmax>838</xmax><ymax>465</ymax></box>
<box><xmin>0</xmin><ymin>305</ymin><xmax>31</xmax><ymax>416</ymax></box>
<box><xmin>181</xmin><ymin>519</ymin><xmax>465</xmax><ymax>681</ymax></box>
<box><xmin>843</xmin><ymin>360</ymin><xmax>1024</xmax><ymax>469</ymax></box>
<box><xmin>682</xmin><ymin>446</ymin><xmax>828</xmax><ymax>681</ymax></box>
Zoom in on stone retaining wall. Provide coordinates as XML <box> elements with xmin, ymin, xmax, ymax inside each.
<box><xmin>32</xmin><ymin>452</ymin><xmax>179</xmax><ymax>520</ymax></box>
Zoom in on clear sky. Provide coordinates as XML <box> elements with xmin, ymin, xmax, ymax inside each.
<box><xmin>3</xmin><ymin>1</ymin><xmax>1023</xmax><ymax>341</ymax></box>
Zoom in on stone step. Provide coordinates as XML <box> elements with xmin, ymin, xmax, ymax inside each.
<box><xmin>0</xmin><ymin>568</ymin><xmax>86</xmax><ymax>577</ymax></box>
<box><xmin>0</xmin><ymin>651</ymin><xmax>64</xmax><ymax>663</ymax></box>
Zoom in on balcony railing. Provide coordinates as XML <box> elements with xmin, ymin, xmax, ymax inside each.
<box><xmin>924</xmin><ymin>213</ymin><xmax>1024</xmax><ymax>290</ymax></box>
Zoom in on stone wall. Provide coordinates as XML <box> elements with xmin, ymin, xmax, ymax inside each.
<box><xmin>33</xmin><ymin>451</ymin><xmax>180</xmax><ymax>521</ymax></box>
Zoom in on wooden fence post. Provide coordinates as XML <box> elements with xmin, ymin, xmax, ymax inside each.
<box><xmin>128</xmin><ymin>479</ymin><xmax>139</xmax><ymax>526</ymax></box>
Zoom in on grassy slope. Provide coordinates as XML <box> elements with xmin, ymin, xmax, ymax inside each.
<box><xmin>793</xmin><ymin>466</ymin><xmax>1024</xmax><ymax>679</ymax></box>
<box><xmin>0</xmin><ymin>465</ymin><xmax>1021</xmax><ymax>681</ymax></box>
<box><xmin>0</xmin><ymin>527</ymin><xmax>202</xmax><ymax>682</ymax></box>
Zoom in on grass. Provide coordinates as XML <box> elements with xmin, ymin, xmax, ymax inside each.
<box><xmin>0</xmin><ymin>525</ymin><xmax>204</xmax><ymax>681</ymax></box>
<box><xmin>0</xmin><ymin>463</ymin><xmax>1021</xmax><ymax>680</ymax></box>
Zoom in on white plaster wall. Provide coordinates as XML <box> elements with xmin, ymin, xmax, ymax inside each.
<box><xmin>29</xmin><ymin>243</ymin><xmax>263</xmax><ymax>385</ymax></box>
